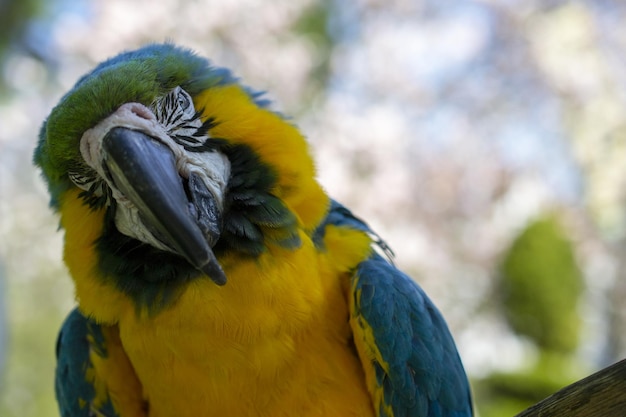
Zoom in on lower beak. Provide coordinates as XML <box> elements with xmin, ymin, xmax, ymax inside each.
<box><xmin>101</xmin><ymin>127</ymin><xmax>227</xmax><ymax>285</ymax></box>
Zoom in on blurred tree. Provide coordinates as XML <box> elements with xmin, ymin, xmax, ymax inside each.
<box><xmin>292</xmin><ymin>0</ymin><xmax>334</xmax><ymax>107</ymax></box>
<box><xmin>0</xmin><ymin>0</ymin><xmax>40</xmax><ymax>51</ymax></box>
<box><xmin>0</xmin><ymin>0</ymin><xmax>46</xmax><ymax>399</ymax></box>
<box><xmin>501</xmin><ymin>215</ymin><xmax>584</xmax><ymax>354</ymax></box>
<box><xmin>0</xmin><ymin>0</ymin><xmax>46</xmax><ymax>88</ymax></box>
<box><xmin>0</xmin><ymin>260</ymin><xmax>6</xmax><ymax>386</ymax></box>
<box><xmin>477</xmin><ymin>214</ymin><xmax>585</xmax><ymax>416</ymax></box>
<box><xmin>541</xmin><ymin>2</ymin><xmax>626</xmax><ymax>365</ymax></box>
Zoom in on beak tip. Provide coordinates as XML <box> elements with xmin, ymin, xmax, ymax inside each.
<box><xmin>200</xmin><ymin>261</ymin><xmax>228</xmax><ymax>286</ymax></box>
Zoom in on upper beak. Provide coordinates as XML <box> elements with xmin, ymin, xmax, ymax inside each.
<box><xmin>101</xmin><ymin>127</ymin><xmax>227</xmax><ymax>285</ymax></box>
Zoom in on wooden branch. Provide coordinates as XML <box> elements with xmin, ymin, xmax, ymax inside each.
<box><xmin>515</xmin><ymin>358</ymin><xmax>626</xmax><ymax>417</ymax></box>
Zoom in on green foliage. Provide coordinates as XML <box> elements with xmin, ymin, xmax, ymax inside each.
<box><xmin>500</xmin><ymin>214</ymin><xmax>583</xmax><ymax>353</ymax></box>
<box><xmin>292</xmin><ymin>0</ymin><xmax>334</xmax><ymax>102</ymax></box>
<box><xmin>0</xmin><ymin>0</ymin><xmax>47</xmax><ymax>94</ymax></box>
<box><xmin>0</xmin><ymin>0</ymin><xmax>43</xmax><ymax>59</ymax></box>
<box><xmin>475</xmin><ymin>350</ymin><xmax>584</xmax><ymax>416</ymax></box>
<box><xmin>0</xmin><ymin>262</ymin><xmax>73</xmax><ymax>417</ymax></box>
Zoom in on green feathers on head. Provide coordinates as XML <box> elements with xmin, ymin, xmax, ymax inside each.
<box><xmin>34</xmin><ymin>43</ymin><xmax>235</xmax><ymax>208</ymax></box>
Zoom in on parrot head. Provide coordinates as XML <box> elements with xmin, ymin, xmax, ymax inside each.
<box><xmin>35</xmin><ymin>43</ymin><xmax>328</xmax><ymax>299</ymax></box>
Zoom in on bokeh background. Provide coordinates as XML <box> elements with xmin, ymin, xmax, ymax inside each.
<box><xmin>1</xmin><ymin>0</ymin><xmax>626</xmax><ymax>416</ymax></box>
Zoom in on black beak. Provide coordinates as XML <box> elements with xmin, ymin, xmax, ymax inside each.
<box><xmin>102</xmin><ymin>127</ymin><xmax>227</xmax><ymax>285</ymax></box>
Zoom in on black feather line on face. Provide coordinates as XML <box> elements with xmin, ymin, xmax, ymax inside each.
<box><xmin>78</xmin><ymin>181</ymin><xmax>110</xmax><ymax>209</ymax></box>
<box><xmin>194</xmin><ymin>115</ymin><xmax>218</xmax><ymax>137</ymax></box>
<box><xmin>175</xmin><ymin>115</ymin><xmax>220</xmax><ymax>152</ymax></box>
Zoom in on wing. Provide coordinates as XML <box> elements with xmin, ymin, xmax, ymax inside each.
<box><xmin>323</xmin><ymin>201</ymin><xmax>473</xmax><ymax>417</ymax></box>
<box><xmin>56</xmin><ymin>309</ymin><xmax>146</xmax><ymax>417</ymax></box>
<box><xmin>55</xmin><ymin>309</ymin><xmax>120</xmax><ymax>417</ymax></box>
<box><xmin>351</xmin><ymin>253</ymin><xmax>473</xmax><ymax>417</ymax></box>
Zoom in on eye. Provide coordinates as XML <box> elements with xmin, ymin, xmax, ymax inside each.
<box><xmin>152</xmin><ymin>86</ymin><xmax>198</xmax><ymax>132</ymax></box>
<box><xmin>177</xmin><ymin>90</ymin><xmax>191</xmax><ymax>111</ymax></box>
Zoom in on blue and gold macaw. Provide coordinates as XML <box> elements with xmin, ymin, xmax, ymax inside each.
<box><xmin>35</xmin><ymin>43</ymin><xmax>473</xmax><ymax>417</ymax></box>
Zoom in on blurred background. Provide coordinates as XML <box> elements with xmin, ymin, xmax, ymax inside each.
<box><xmin>1</xmin><ymin>0</ymin><xmax>626</xmax><ymax>415</ymax></box>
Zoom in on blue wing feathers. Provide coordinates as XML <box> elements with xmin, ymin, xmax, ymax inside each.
<box><xmin>56</xmin><ymin>308</ymin><xmax>118</xmax><ymax>417</ymax></box>
<box><xmin>324</xmin><ymin>201</ymin><xmax>473</xmax><ymax>417</ymax></box>
<box><xmin>55</xmin><ymin>309</ymin><xmax>95</xmax><ymax>417</ymax></box>
<box><xmin>356</xmin><ymin>253</ymin><xmax>473</xmax><ymax>417</ymax></box>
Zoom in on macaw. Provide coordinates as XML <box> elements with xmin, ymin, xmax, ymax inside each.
<box><xmin>35</xmin><ymin>43</ymin><xmax>473</xmax><ymax>417</ymax></box>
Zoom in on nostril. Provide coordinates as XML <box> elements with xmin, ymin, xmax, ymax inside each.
<box><xmin>116</xmin><ymin>102</ymin><xmax>156</xmax><ymax>122</ymax></box>
<box><xmin>129</xmin><ymin>103</ymin><xmax>156</xmax><ymax>121</ymax></box>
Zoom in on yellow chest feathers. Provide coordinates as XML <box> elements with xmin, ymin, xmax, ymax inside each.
<box><xmin>120</xmin><ymin>229</ymin><xmax>375</xmax><ymax>416</ymax></box>
<box><xmin>60</xmin><ymin>190</ymin><xmax>376</xmax><ymax>416</ymax></box>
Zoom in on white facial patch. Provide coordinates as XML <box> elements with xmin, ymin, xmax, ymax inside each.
<box><xmin>77</xmin><ymin>88</ymin><xmax>231</xmax><ymax>252</ymax></box>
